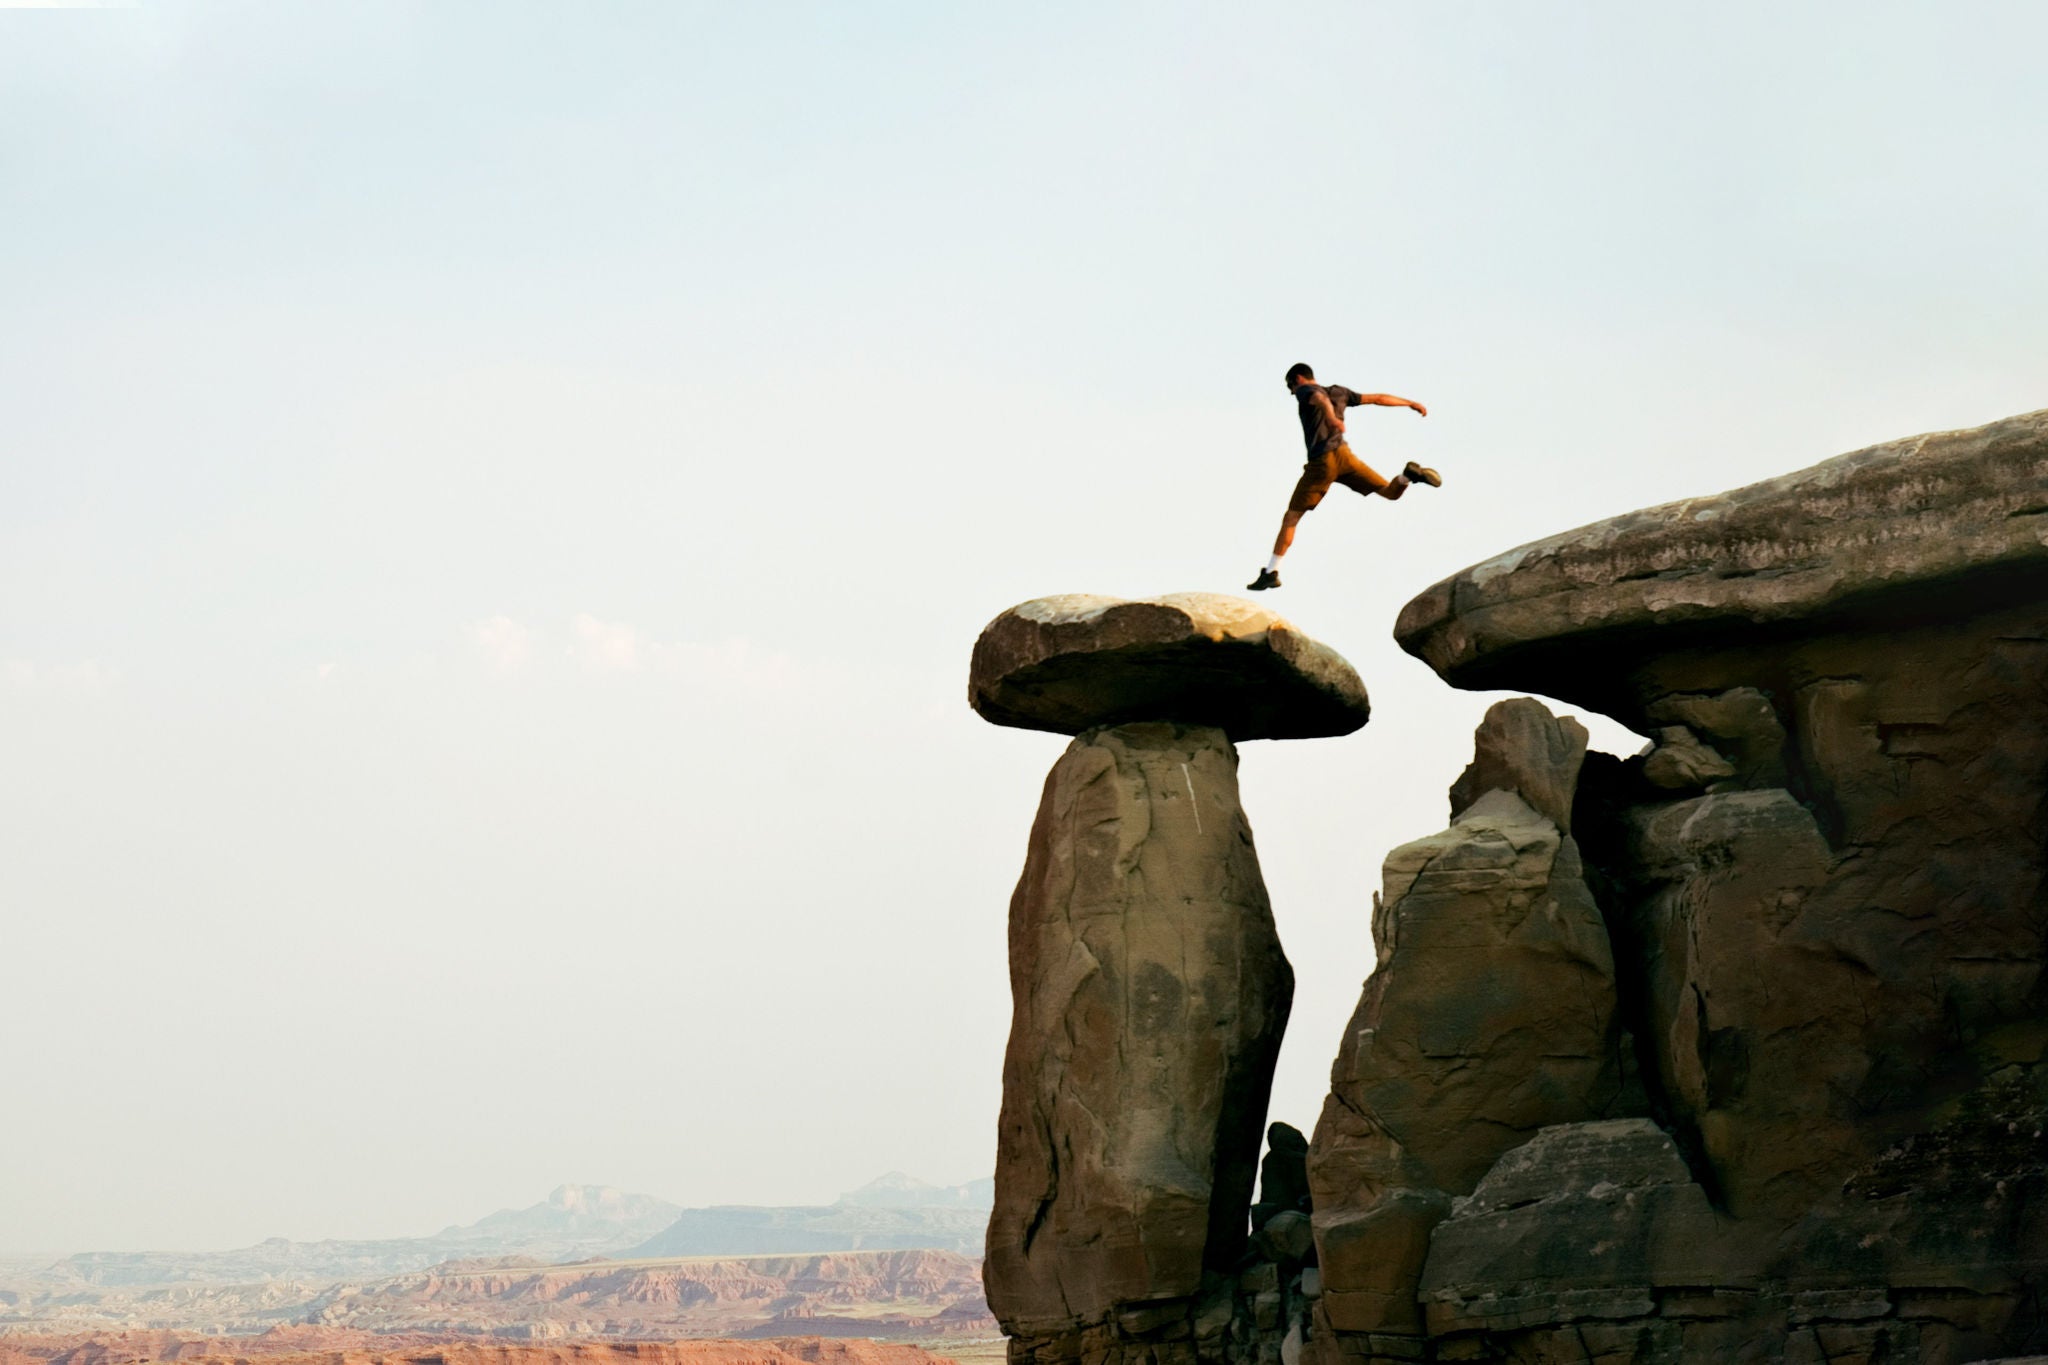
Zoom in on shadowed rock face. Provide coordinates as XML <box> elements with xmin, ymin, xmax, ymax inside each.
<box><xmin>971</xmin><ymin>594</ymin><xmax>1370</xmax><ymax>741</ymax></box>
<box><xmin>1307</xmin><ymin>704</ymin><xmax>1624</xmax><ymax>1340</ymax></box>
<box><xmin>1305</xmin><ymin>409</ymin><xmax>2048</xmax><ymax>1362</ymax></box>
<box><xmin>985</xmin><ymin>722</ymin><xmax>1293</xmax><ymax>1339</ymax></box>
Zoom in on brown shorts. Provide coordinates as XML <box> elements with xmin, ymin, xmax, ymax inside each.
<box><xmin>1287</xmin><ymin>443</ymin><xmax>1389</xmax><ymax>513</ymax></box>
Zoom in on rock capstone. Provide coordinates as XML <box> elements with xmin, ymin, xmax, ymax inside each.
<box><xmin>971</xmin><ymin>593</ymin><xmax>1370</xmax><ymax>741</ymax></box>
<box><xmin>1394</xmin><ymin>407</ymin><xmax>2048</xmax><ymax>720</ymax></box>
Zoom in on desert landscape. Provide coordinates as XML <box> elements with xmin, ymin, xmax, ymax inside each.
<box><xmin>0</xmin><ymin>1332</ymin><xmax>972</xmax><ymax>1365</ymax></box>
<box><xmin>9</xmin><ymin>7</ymin><xmax>2048</xmax><ymax>1365</ymax></box>
<box><xmin>0</xmin><ymin>1182</ymin><xmax>994</xmax><ymax>1363</ymax></box>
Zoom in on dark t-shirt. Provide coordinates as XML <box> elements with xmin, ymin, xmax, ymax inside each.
<box><xmin>1295</xmin><ymin>383</ymin><xmax>1367</xmax><ymax>457</ymax></box>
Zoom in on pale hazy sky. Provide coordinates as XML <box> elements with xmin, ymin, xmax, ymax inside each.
<box><xmin>5</xmin><ymin>2</ymin><xmax>2047</xmax><ymax>1255</ymax></box>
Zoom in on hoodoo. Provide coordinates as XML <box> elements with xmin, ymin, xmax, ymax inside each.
<box><xmin>972</xmin><ymin>592</ymin><xmax>1369</xmax><ymax>1365</ymax></box>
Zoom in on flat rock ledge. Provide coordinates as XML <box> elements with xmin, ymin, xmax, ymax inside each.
<box><xmin>970</xmin><ymin>592</ymin><xmax>1370</xmax><ymax>741</ymax></box>
<box><xmin>1395</xmin><ymin>407</ymin><xmax>2048</xmax><ymax>702</ymax></box>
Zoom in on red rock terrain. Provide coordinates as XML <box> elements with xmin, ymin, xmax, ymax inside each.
<box><xmin>1</xmin><ymin>1251</ymin><xmax>991</xmax><ymax>1342</ymax></box>
<box><xmin>0</xmin><ymin>1329</ymin><xmax>958</xmax><ymax>1365</ymax></box>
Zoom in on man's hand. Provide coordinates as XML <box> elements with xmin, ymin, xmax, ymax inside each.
<box><xmin>1409</xmin><ymin>401</ymin><xmax>1428</xmax><ymax>418</ymax></box>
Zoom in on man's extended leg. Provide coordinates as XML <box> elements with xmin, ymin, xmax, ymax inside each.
<box><xmin>1249</xmin><ymin>509</ymin><xmax>1301</xmax><ymax>590</ymax></box>
<box><xmin>1250</xmin><ymin>461</ymin><xmax>1331</xmax><ymax>591</ymax></box>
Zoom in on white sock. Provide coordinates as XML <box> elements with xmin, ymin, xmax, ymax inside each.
<box><xmin>1265</xmin><ymin>554</ymin><xmax>1283</xmax><ymax>573</ymax></box>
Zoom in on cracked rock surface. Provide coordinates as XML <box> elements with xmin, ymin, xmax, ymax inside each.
<box><xmin>1306</xmin><ymin>708</ymin><xmax>1624</xmax><ymax>1340</ymax></box>
<box><xmin>1300</xmin><ymin>410</ymin><xmax>2048</xmax><ymax>1362</ymax></box>
<box><xmin>984</xmin><ymin>722</ymin><xmax>1293</xmax><ymax>1339</ymax></box>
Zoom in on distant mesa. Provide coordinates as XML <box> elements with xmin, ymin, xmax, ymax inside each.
<box><xmin>0</xmin><ymin>1176</ymin><xmax>996</xmax><ymax>1340</ymax></box>
<box><xmin>970</xmin><ymin>592</ymin><xmax>1369</xmax><ymax>741</ymax></box>
<box><xmin>834</xmin><ymin>1172</ymin><xmax>994</xmax><ymax>1210</ymax></box>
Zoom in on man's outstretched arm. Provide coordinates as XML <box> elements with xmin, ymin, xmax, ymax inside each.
<box><xmin>1348</xmin><ymin>392</ymin><xmax>1428</xmax><ymax>417</ymax></box>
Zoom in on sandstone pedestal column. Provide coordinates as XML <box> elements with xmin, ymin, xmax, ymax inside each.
<box><xmin>970</xmin><ymin>593</ymin><xmax>1371</xmax><ymax>1357</ymax></box>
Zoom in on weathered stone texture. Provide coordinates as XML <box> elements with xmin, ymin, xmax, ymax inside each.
<box><xmin>1418</xmin><ymin>1120</ymin><xmax>1728</xmax><ymax>1337</ymax></box>
<box><xmin>1307</xmin><ymin>408</ymin><xmax>2048</xmax><ymax>1360</ymax></box>
<box><xmin>1394</xmin><ymin>407</ymin><xmax>2048</xmax><ymax>706</ymax></box>
<box><xmin>971</xmin><ymin>593</ymin><xmax>1370</xmax><ymax>741</ymax></box>
<box><xmin>1307</xmin><ymin>704</ymin><xmax>1624</xmax><ymax>1338</ymax></box>
<box><xmin>985</xmin><ymin>722</ymin><xmax>1293</xmax><ymax>1339</ymax></box>
<box><xmin>1446</xmin><ymin>697</ymin><xmax>1589</xmax><ymax>831</ymax></box>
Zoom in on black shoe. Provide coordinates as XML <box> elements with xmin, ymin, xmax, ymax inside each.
<box><xmin>1247</xmin><ymin>568</ymin><xmax>1281</xmax><ymax>591</ymax></box>
<box><xmin>1404</xmin><ymin>460</ymin><xmax>1442</xmax><ymax>488</ymax></box>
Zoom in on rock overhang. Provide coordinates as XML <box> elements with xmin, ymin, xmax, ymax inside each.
<box><xmin>970</xmin><ymin>592</ymin><xmax>1370</xmax><ymax>742</ymax></box>
<box><xmin>1394</xmin><ymin>407</ymin><xmax>2048</xmax><ymax>718</ymax></box>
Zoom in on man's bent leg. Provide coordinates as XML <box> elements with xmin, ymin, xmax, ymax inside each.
<box><xmin>1333</xmin><ymin>445</ymin><xmax>1403</xmax><ymax>501</ymax></box>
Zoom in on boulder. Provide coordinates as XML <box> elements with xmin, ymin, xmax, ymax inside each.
<box><xmin>1643</xmin><ymin>686</ymin><xmax>1787</xmax><ymax>788</ymax></box>
<box><xmin>1446</xmin><ymin>696</ymin><xmax>1589</xmax><ymax>831</ymax></box>
<box><xmin>1250</xmin><ymin>1122</ymin><xmax>1311</xmax><ymax>1232</ymax></box>
<box><xmin>1252</xmin><ymin>1210</ymin><xmax>1315</xmax><ymax>1266</ymax></box>
<box><xmin>983</xmin><ymin>722</ymin><xmax>1293</xmax><ymax>1339</ymax></box>
<box><xmin>970</xmin><ymin>593</ymin><xmax>1370</xmax><ymax>741</ymax></box>
<box><xmin>1309</xmin><ymin>785</ymin><xmax>1623</xmax><ymax>1213</ymax></box>
<box><xmin>1639</xmin><ymin>724</ymin><xmax>1737</xmax><ymax>792</ymax></box>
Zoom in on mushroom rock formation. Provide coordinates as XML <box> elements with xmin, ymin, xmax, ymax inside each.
<box><xmin>1305</xmin><ymin>408</ymin><xmax>2048</xmax><ymax>1361</ymax></box>
<box><xmin>972</xmin><ymin>593</ymin><xmax>1369</xmax><ymax>1362</ymax></box>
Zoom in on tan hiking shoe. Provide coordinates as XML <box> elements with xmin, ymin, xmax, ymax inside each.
<box><xmin>1403</xmin><ymin>460</ymin><xmax>1442</xmax><ymax>488</ymax></box>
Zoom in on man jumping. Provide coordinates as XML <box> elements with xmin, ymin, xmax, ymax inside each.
<box><xmin>1247</xmin><ymin>362</ymin><xmax>1441</xmax><ymax>591</ymax></box>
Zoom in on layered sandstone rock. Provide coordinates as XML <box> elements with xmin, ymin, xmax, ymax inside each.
<box><xmin>975</xmin><ymin>596</ymin><xmax>1364</xmax><ymax>1365</ymax></box>
<box><xmin>1307</xmin><ymin>700</ymin><xmax>1623</xmax><ymax>1343</ymax></box>
<box><xmin>1417</xmin><ymin>1121</ymin><xmax>1725</xmax><ymax>1339</ymax></box>
<box><xmin>1394</xmin><ymin>407</ymin><xmax>2048</xmax><ymax>713</ymax></box>
<box><xmin>1305</xmin><ymin>409</ymin><xmax>2048</xmax><ymax>1362</ymax></box>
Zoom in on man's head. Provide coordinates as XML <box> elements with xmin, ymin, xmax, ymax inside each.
<box><xmin>1284</xmin><ymin>362</ymin><xmax>1314</xmax><ymax>391</ymax></box>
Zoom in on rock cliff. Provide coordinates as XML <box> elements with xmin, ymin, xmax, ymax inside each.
<box><xmin>976</xmin><ymin>410</ymin><xmax>2048</xmax><ymax>1365</ymax></box>
<box><xmin>1300</xmin><ymin>408</ymin><xmax>2048</xmax><ymax>1363</ymax></box>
